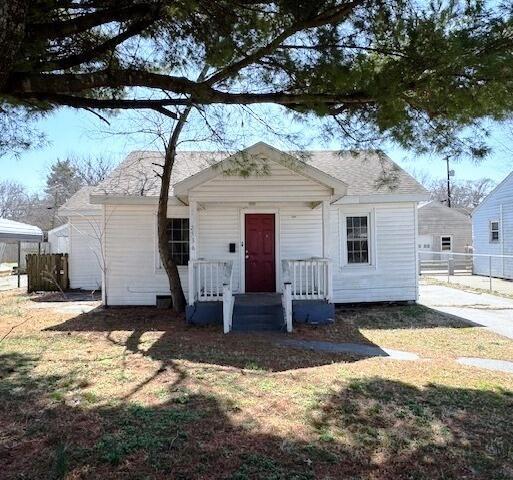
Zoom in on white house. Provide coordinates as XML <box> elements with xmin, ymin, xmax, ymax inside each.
<box><xmin>48</xmin><ymin>223</ymin><xmax>70</xmax><ymax>254</ymax></box>
<box><xmin>417</xmin><ymin>201</ymin><xmax>473</xmax><ymax>274</ymax></box>
<box><xmin>58</xmin><ymin>186</ymin><xmax>103</xmax><ymax>290</ymax></box>
<box><xmin>417</xmin><ymin>201</ymin><xmax>472</xmax><ymax>258</ymax></box>
<box><xmin>472</xmin><ymin>171</ymin><xmax>513</xmax><ymax>279</ymax></box>
<box><xmin>86</xmin><ymin>143</ymin><xmax>428</xmax><ymax>332</ymax></box>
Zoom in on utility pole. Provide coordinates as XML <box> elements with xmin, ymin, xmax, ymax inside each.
<box><xmin>445</xmin><ymin>157</ymin><xmax>454</xmax><ymax>207</ymax></box>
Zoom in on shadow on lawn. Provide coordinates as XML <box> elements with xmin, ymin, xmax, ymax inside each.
<box><xmin>44</xmin><ymin>306</ymin><xmax>378</xmax><ymax>371</ymax></box>
<box><xmin>334</xmin><ymin>303</ymin><xmax>477</xmax><ymax>329</ymax></box>
<box><xmin>43</xmin><ymin>301</ymin><xmax>480</xmax><ymax>371</ymax></box>
<box><xmin>1</xmin><ymin>352</ymin><xmax>512</xmax><ymax>480</ymax></box>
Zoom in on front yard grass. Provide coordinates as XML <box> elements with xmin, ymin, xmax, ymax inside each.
<box><xmin>1</xmin><ymin>290</ymin><xmax>512</xmax><ymax>479</ymax></box>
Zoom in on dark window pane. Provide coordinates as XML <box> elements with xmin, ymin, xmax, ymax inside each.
<box><xmin>346</xmin><ymin>216</ymin><xmax>369</xmax><ymax>264</ymax></box>
<box><xmin>166</xmin><ymin>218</ymin><xmax>189</xmax><ymax>266</ymax></box>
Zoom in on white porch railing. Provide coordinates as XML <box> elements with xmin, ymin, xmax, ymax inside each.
<box><xmin>188</xmin><ymin>260</ymin><xmax>230</xmax><ymax>302</ymax></box>
<box><xmin>188</xmin><ymin>259</ymin><xmax>234</xmax><ymax>333</ymax></box>
<box><xmin>282</xmin><ymin>258</ymin><xmax>333</xmax><ymax>301</ymax></box>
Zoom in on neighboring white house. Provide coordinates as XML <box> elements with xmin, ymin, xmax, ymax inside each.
<box><xmin>472</xmin><ymin>171</ymin><xmax>513</xmax><ymax>279</ymax></box>
<box><xmin>58</xmin><ymin>186</ymin><xmax>103</xmax><ymax>290</ymax></box>
<box><xmin>87</xmin><ymin>142</ymin><xmax>428</xmax><ymax>329</ymax></box>
<box><xmin>417</xmin><ymin>201</ymin><xmax>472</xmax><ymax>260</ymax></box>
<box><xmin>48</xmin><ymin>223</ymin><xmax>70</xmax><ymax>253</ymax></box>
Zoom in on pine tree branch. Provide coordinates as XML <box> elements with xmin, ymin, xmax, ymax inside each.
<box><xmin>205</xmin><ymin>0</ymin><xmax>364</xmax><ymax>85</ymax></box>
<box><xmin>8</xmin><ymin>70</ymin><xmax>375</xmax><ymax>108</ymax></box>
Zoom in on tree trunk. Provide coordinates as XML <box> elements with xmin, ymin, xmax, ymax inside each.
<box><xmin>157</xmin><ymin>114</ymin><xmax>189</xmax><ymax>313</ymax></box>
<box><xmin>156</xmin><ymin>68</ymin><xmax>208</xmax><ymax>313</ymax></box>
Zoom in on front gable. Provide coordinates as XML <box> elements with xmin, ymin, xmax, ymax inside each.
<box><xmin>174</xmin><ymin>142</ymin><xmax>347</xmax><ymax>203</ymax></box>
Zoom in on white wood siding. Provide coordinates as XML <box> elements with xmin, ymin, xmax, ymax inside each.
<box><xmin>190</xmin><ymin>160</ymin><xmax>331</xmax><ymax>202</ymax></box>
<box><xmin>331</xmin><ymin>203</ymin><xmax>417</xmax><ymax>302</ymax></box>
<box><xmin>198</xmin><ymin>206</ymin><xmax>240</xmax><ymax>291</ymax></box>
<box><xmin>48</xmin><ymin>224</ymin><xmax>70</xmax><ymax>253</ymax></box>
<box><xmin>69</xmin><ymin>215</ymin><xmax>103</xmax><ymax>290</ymax></box>
<box><xmin>280</xmin><ymin>206</ymin><xmax>323</xmax><ymax>260</ymax></box>
<box><xmin>472</xmin><ymin>173</ymin><xmax>513</xmax><ymax>279</ymax></box>
<box><xmin>104</xmin><ymin>205</ymin><xmax>188</xmax><ymax>305</ymax></box>
<box><xmin>103</xmin><ymin>201</ymin><xmax>418</xmax><ymax>305</ymax></box>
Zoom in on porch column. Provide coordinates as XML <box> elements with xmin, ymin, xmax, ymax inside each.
<box><xmin>322</xmin><ymin>200</ymin><xmax>331</xmax><ymax>258</ymax></box>
<box><xmin>189</xmin><ymin>200</ymin><xmax>198</xmax><ymax>261</ymax></box>
<box><xmin>188</xmin><ymin>200</ymin><xmax>198</xmax><ymax>306</ymax></box>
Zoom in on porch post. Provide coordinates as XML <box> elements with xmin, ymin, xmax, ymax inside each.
<box><xmin>189</xmin><ymin>200</ymin><xmax>198</xmax><ymax>261</ymax></box>
<box><xmin>322</xmin><ymin>200</ymin><xmax>331</xmax><ymax>258</ymax></box>
<box><xmin>188</xmin><ymin>200</ymin><xmax>198</xmax><ymax>306</ymax></box>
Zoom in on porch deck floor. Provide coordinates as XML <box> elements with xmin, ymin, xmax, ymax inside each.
<box><xmin>233</xmin><ymin>293</ymin><xmax>282</xmax><ymax>305</ymax></box>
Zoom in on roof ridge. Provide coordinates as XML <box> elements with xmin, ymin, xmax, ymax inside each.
<box><xmin>88</xmin><ymin>144</ymin><xmax>428</xmax><ymax>199</ymax></box>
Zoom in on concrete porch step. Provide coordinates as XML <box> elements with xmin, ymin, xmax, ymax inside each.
<box><xmin>233</xmin><ymin>303</ymin><xmax>283</xmax><ymax>315</ymax></box>
<box><xmin>231</xmin><ymin>314</ymin><xmax>285</xmax><ymax>332</ymax></box>
<box><xmin>232</xmin><ymin>293</ymin><xmax>285</xmax><ymax>332</ymax></box>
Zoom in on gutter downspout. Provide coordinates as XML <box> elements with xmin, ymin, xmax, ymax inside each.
<box><xmin>102</xmin><ymin>204</ymin><xmax>108</xmax><ymax>307</ymax></box>
<box><xmin>413</xmin><ymin>203</ymin><xmax>419</xmax><ymax>302</ymax></box>
<box><xmin>500</xmin><ymin>204</ymin><xmax>504</xmax><ymax>277</ymax></box>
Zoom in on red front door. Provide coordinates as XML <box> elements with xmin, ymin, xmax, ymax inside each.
<box><xmin>245</xmin><ymin>214</ymin><xmax>276</xmax><ymax>292</ymax></box>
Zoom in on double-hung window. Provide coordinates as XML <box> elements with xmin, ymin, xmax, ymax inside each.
<box><xmin>490</xmin><ymin>221</ymin><xmax>500</xmax><ymax>243</ymax></box>
<box><xmin>166</xmin><ymin>218</ymin><xmax>189</xmax><ymax>266</ymax></box>
<box><xmin>440</xmin><ymin>235</ymin><xmax>452</xmax><ymax>251</ymax></box>
<box><xmin>345</xmin><ymin>215</ymin><xmax>370</xmax><ymax>264</ymax></box>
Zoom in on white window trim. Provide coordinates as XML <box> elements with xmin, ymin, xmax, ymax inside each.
<box><xmin>154</xmin><ymin>214</ymin><xmax>189</xmax><ymax>273</ymax></box>
<box><xmin>489</xmin><ymin>220</ymin><xmax>500</xmax><ymax>243</ymax></box>
<box><xmin>339</xmin><ymin>209</ymin><xmax>376</xmax><ymax>269</ymax></box>
<box><xmin>440</xmin><ymin>235</ymin><xmax>452</xmax><ymax>252</ymax></box>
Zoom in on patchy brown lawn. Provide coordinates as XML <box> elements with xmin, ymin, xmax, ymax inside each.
<box><xmin>1</xmin><ymin>290</ymin><xmax>512</xmax><ymax>479</ymax></box>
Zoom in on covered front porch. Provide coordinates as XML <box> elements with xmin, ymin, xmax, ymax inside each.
<box><xmin>184</xmin><ymin>199</ymin><xmax>335</xmax><ymax>333</ymax></box>
<box><xmin>171</xmin><ymin>142</ymin><xmax>346</xmax><ymax>332</ymax></box>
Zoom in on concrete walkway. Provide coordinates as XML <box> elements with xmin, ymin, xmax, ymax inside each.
<box><xmin>280</xmin><ymin>339</ymin><xmax>513</xmax><ymax>374</ymax></box>
<box><xmin>0</xmin><ymin>274</ymin><xmax>27</xmax><ymax>291</ymax></box>
<box><xmin>279</xmin><ymin>339</ymin><xmax>419</xmax><ymax>360</ymax></box>
<box><xmin>419</xmin><ymin>284</ymin><xmax>513</xmax><ymax>340</ymax></box>
<box><xmin>457</xmin><ymin>357</ymin><xmax>513</xmax><ymax>374</ymax></box>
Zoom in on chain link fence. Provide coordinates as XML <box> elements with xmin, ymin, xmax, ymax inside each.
<box><xmin>418</xmin><ymin>251</ymin><xmax>513</xmax><ymax>294</ymax></box>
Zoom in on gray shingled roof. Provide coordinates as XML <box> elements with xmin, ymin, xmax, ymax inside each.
<box><xmin>93</xmin><ymin>151</ymin><xmax>226</xmax><ymax>197</ymax></box>
<box><xmin>59</xmin><ymin>186</ymin><xmax>102</xmax><ymax>213</ymax></box>
<box><xmin>91</xmin><ymin>148</ymin><xmax>427</xmax><ymax>200</ymax></box>
<box><xmin>301</xmin><ymin>151</ymin><xmax>426</xmax><ymax>196</ymax></box>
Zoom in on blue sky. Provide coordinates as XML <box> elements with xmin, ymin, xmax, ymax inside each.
<box><xmin>1</xmin><ymin>106</ymin><xmax>512</xmax><ymax>193</ymax></box>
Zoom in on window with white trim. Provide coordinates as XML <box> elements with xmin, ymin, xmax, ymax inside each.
<box><xmin>490</xmin><ymin>221</ymin><xmax>500</xmax><ymax>243</ymax></box>
<box><xmin>440</xmin><ymin>236</ymin><xmax>452</xmax><ymax>251</ymax></box>
<box><xmin>345</xmin><ymin>215</ymin><xmax>369</xmax><ymax>264</ymax></box>
<box><xmin>166</xmin><ymin>218</ymin><xmax>189</xmax><ymax>266</ymax></box>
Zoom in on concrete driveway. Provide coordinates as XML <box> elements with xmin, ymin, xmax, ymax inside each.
<box><xmin>419</xmin><ymin>284</ymin><xmax>513</xmax><ymax>340</ymax></box>
<box><xmin>0</xmin><ymin>274</ymin><xmax>27</xmax><ymax>291</ymax></box>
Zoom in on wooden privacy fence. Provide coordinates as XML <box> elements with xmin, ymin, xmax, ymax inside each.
<box><xmin>26</xmin><ymin>254</ymin><xmax>69</xmax><ymax>293</ymax></box>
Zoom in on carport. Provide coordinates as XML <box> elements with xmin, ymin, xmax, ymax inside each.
<box><xmin>0</xmin><ymin>218</ymin><xmax>43</xmax><ymax>288</ymax></box>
